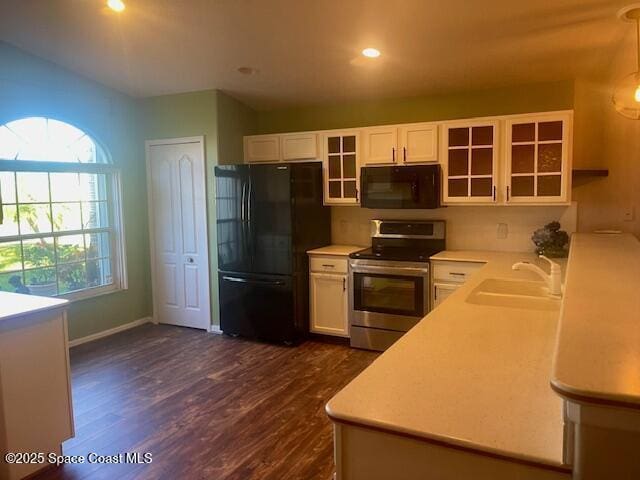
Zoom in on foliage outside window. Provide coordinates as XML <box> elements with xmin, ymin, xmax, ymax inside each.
<box><xmin>0</xmin><ymin>117</ymin><xmax>125</xmax><ymax>299</ymax></box>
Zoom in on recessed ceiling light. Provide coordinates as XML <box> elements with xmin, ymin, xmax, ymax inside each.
<box><xmin>107</xmin><ymin>0</ymin><xmax>125</xmax><ymax>12</ymax></box>
<box><xmin>237</xmin><ymin>67</ymin><xmax>259</xmax><ymax>75</ymax></box>
<box><xmin>361</xmin><ymin>48</ymin><xmax>381</xmax><ymax>58</ymax></box>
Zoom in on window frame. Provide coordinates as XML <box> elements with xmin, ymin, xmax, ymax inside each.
<box><xmin>0</xmin><ymin>129</ymin><xmax>127</xmax><ymax>302</ymax></box>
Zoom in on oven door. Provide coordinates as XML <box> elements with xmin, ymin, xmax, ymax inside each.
<box><xmin>350</xmin><ymin>262</ymin><xmax>429</xmax><ymax>332</ymax></box>
<box><xmin>360</xmin><ymin>165</ymin><xmax>440</xmax><ymax>209</ymax></box>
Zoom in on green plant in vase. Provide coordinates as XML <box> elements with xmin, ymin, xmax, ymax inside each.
<box><xmin>531</xmin><ymin>221</ymin><xmax>569</xmax><ymax>258</ymax></box>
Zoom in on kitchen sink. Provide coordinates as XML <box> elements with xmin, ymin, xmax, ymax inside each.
<box><xmin>466</xmin><ymin>278</ymin><xmax>561</xmax><ymax>311</ymax></box>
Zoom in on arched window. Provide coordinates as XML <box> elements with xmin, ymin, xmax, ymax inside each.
<box><xmin>0</xmin><ymin>117</ymin><xmax>125</xmax><ymax>299</ymax></box>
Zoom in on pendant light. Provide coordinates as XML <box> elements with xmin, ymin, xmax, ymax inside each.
<box><xmin>613</xmin><ymin>5</ymin><xmax>640</xmax><ymax>119</ymax></box>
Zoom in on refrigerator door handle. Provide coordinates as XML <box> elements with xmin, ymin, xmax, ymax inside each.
<box><xmin>222</xmin><ymin>275</ymin><xmax>285</xmax><ymax>286</ymax></box>
<box><xmin>247</xmin><ymin>182</ymin><xmax>253</xmax><ymax>224</ymax></box>
<box><xmin>241</xmin><ymin>182</ymin><xmax>247</xmax><ymax>221</ymax></box>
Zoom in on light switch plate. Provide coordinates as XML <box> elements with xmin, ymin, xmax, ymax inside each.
<box><xmin>497</xmin><ymin>223</ymin><xmax>508</xmax><ymax>239</ymax></box>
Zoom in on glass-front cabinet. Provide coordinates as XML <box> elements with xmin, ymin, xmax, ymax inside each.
<box><xmin>504</xmin><ymin>112</ymin><xmax>572</xmax><ymax>204</ymax></box>
<box><xmin>441</xmin><ymin>120</ymin><xmax>499</xmax><ymax>204</ymax></box>
<box><xmin>322</xmin><ymin>130</ymin><xmax>360</xmax><ymax>205</ymax></box>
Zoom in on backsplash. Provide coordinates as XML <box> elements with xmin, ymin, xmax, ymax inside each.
<box><xmin>331</xmin><ymin>203</ymin><xmax>578</xmax><ymax>252</ymax></box>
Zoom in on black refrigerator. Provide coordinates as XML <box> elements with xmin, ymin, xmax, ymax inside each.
<box><xmin>215</xmin><ymin>163</ymin><xmax>330</xmax><ymax>344</ymax></box>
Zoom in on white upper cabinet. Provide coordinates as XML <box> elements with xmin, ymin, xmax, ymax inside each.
<box><xmin>399</xmin><ymin>123</ymin><xmax>438</xmax><ymax>163</ymax></box>
<box><xmin>504</xmin><ymin>112</ymin><xmax>572</xmax><ymax>204</ymax></box>
<box><xmin>322</xmin><ymin>130</ymin><xmax>361</xmax><ymax>205</ymax></box>
<box><xmin>244</xmin><ymin>135</ymin><xmax>281</xmax><ymax>163</ymax></box>
<box><xmin>243</xmin><ymin>110</ymin><xmax>573</xmax><ymax>206</ymax></box>
<box><xmin>281</xmin><ymin>132</ymin><xmax>319</xmax><ymax>161</ymax></box>
<box><xmin>441</xmin><ymin>120</ymin><xmax>499</xmax><ymax>204</ymax></box>
<box><xmin>363</xmin><ymin>123</ymin><xmax>438</xmax><ymax>166</ymax></box>
<box><xmin>362</xmin><ymin>127</ymin><xmax>398</xmax><ymax>165</ymax></box>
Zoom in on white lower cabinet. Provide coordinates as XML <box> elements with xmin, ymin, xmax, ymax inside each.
<box><xmin>431</xmin><ymin>259</ymin><xmax>485</xmax><ymax>308</ymax></box>
<box><xmin>309</xmin><ymin>252</ymin><xmax>350</xmax><ymax>337</ymax></box>
<box><xmin>432</xmin><ymin>283</ymin><xmax>459</xmax><ymax>309</ymax></box>
<box><xmin>0</xmin><ymin>305</ymin><xmax>74</xmax><ymax>480</ymax></box>
<box><xmin>310</xmin><ymin>272</ymin><xmax>349</xmax><ymax>337</ymax></box>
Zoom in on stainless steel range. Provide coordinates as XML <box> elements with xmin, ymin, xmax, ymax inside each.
<box><xmin>349</xmin><ymin>220</ymin><xmax>446</xmax><ymax>351</ymax></box>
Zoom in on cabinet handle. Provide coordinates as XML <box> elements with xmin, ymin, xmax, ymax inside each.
<box><xmin>356</xmin><ymin>188</ymin><xmax>359</xmax><ymax>201</ymax></box>
<box><xmin>403</xmin><ymin>147</ymin><xmax>407</xmax><ymax>162</ymax></box>
<box><xmin>450</xmin><ymin>272</ymin><xmax>466</xmax><ymax>276</ymax></box>
<box><xmin>506</xmin><ymin>186</ymin><xmax>510</xmax><ymax>201</ymax></box>
<box><xmin>343</xmin><ymin>277</ymin><xmax>346</xmax><ymax>291</ymax></box>
<box><xmin>322</xmin><ymin>264</ymin><xmax>335</xmax><ymax>268</ymax></box>
<box><xmin>392</xmin><ymin>147</ymin><xmax>396</xmax><ymax>163</ymax></box>
<box><xmin>493</xmin><ymin>186</ymin><xmax>496</xmax><ymax>202</ymax></box>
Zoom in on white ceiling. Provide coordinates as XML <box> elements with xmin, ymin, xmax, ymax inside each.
<box><xmin>0</xmin><ymin>0</ymin><xmax>634</xmax><ymax>110</ymax></box>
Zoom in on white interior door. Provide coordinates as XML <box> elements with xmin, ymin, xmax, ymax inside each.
<box><xmin>146</xmin><ymin>138</ymin><xmax>210</xmax><ymax>330</ymax></box>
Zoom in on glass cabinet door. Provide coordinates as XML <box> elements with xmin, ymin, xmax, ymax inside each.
<box><xmin>323</xmin><ymin>131</ymin><xmax>360</xmax><ymax>205</ymax></box>
<box><xmin>442</xmin><ymin>121</ymin><xmax>498</xmax><ymax>204</ymax></box>
<box><xmin>506</xmin><ymin>113</ymin><xmax>571</xmax><ymax>204</ymax></box>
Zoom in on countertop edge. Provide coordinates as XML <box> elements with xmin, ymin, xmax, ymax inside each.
<box><xmin>550</xmin><ymin>233</ymin><xmax>640</xmax><ymax>409</ymax></box>
<box><xmin>550</xmin><ymin>378</ymin><xmax>640</xmax><ymax>410</ymax></box>
<box><xmin>0</xmin><ymin>292</ymin><xmax>69</xmax><ymax>323</ymax></box>
<box><xmin>325</xmin><ymin>405</ymin><xmax>569</xmax><ymax>472</ymax></box>
<box><xmin>307</xmin><ymin>245</ymin><xmax>365</xmax><ymax>256</ymax></box>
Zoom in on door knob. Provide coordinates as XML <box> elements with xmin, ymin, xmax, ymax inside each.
<box><xmin>186</xmin><ymin>257</ymin><xmax>195</xmax><ymax>263</ymax></box>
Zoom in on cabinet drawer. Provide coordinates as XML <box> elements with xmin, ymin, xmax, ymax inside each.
<box><xmin>432</xmin><ymin>260</ymin><xmax>484</xmax><ymax>283</ymax></box>
<box><xmin>309</xmin><ymin>256</ymin><xmax>348</xmax><ymax>274</ymax></box>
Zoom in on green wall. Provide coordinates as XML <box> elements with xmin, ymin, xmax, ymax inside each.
<box><xmin>256</xmin><ymin>80</ymin><xmax>574</xmax><ymax>134</ymax></box>
<box><xmin>217</xmin><ymin>91</ymin><xmax>257</xmax><ymax>165</ymax></box>
<box><xmin>0</xmin><ymin>41</ymin><xmax>151</xmax><ymax>340</ymax></box>
<box><xmin>142</xmin><ymin>90</ymin><xmax>255</xmax><ymax>328</ymax></box>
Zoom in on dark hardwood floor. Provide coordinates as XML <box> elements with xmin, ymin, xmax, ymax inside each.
<box><xmin>31</xmin><ymin>324</ymin><xmax>377</xmax><ymax>480</ymax></box>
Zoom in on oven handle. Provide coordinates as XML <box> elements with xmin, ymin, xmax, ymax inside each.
<box><xmin>351</xmin><ymin>265</ymin><xmax>429</xmax><ymax>276</ymax></box>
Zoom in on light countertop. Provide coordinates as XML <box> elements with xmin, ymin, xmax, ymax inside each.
<box><xmin>326</xmin><ymin>250</ymin><xmax>566</xmax><ymax>468</ymax></box>
<box><xmin>307</xmin><ymin>245</ymin><xmax>365</xmax><ymax>256</ymax></box>
<box><xmin>552</xmin><ymin>233</ymin><xmax>640</xmax><ymax>409</ymax></box>
<box><xmin>0</xmin><ymin>291</ymin><xmax>68</xmax><ymax>323</ymax></box>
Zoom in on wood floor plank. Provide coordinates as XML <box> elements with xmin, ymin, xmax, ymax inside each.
<box><xmin>32</xmin><ymin>324</ymin><xmax>377</xmax><ymax>480</ymax></box>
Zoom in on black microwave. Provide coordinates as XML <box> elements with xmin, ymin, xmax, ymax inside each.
<box><xmin>360</xmin><ymin>165</ymin><xmax>441</xmax><ymax>209</ymax></box>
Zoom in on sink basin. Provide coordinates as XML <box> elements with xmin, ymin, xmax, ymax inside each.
<box><xmin>466</xmin><ymin>278</ymin><xmax>561</xmax><ymax>311</ymax></box>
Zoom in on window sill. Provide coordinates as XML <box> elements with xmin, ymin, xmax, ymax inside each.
<box><xmin>57</xmin><ymin>284</ymin><xmax>126</xmax><ymax>303</ymax></box>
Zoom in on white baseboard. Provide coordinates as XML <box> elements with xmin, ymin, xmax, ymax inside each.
<box><xmin>68</xmin><ymin>316</ymin><xmax>152</xmax><ymax>347</ymax></box>
<box><xmin>209</xmin><ymin>324</ymin><xmax>223</xmax><ymax>334</ymax></box>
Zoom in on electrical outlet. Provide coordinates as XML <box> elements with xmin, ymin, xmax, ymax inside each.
<box><xmin>497</xmin><ymin>223</ymin><xmax>508</xmax><ymax>239</ymax></box>
<box><xmin>623</xmin><ymin>206</ymin><xmax>635</xmax><ymax>222</ymax></box>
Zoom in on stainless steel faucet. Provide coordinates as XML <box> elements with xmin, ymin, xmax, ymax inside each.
<box><xmin>512</xmin><ymin>255</ymin><xmax>562</xmax><ymax>296</ymax></box>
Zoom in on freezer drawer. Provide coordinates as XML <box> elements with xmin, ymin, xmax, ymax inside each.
<box><xmin>219</xmin><ymin>272</ymin><xmax>295</xmax><ymax>343</ymax></box>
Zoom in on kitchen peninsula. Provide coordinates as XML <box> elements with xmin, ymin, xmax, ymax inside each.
<box><xmin>326</xmin><ymin>233</ymin><xmax>640</xmax><ymax>480</ymax></box>
<box><xmin>0</xmin><ymin>292</ymin><xmax>74</xmax><ymax>480</ymax></box>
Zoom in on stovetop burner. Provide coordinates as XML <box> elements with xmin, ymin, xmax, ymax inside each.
<box><xmin>349</xmin><ymin>247</ymin><xmax>441</xmax><ymax>262</ymax></box>
<box><xmin>349</xmin><ymin>219</ymin><xmax>446</xmax><ymax>263</ymax></box>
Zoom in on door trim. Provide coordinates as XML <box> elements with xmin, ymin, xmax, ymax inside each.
<box><xmin>145</xmin><ymin>136</ymin><xmax>211</xmax><ymax>330</ymax></box>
